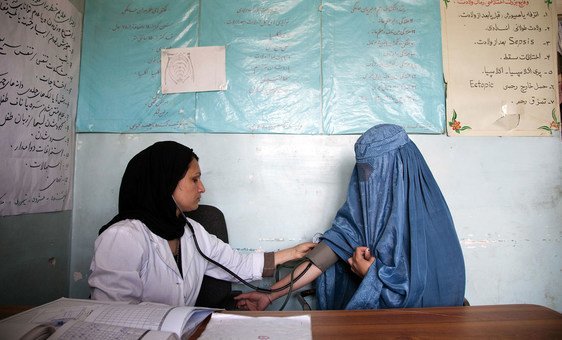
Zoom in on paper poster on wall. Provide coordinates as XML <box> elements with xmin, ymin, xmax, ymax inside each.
<box><xmin>0</xmin><ymin>0</ymin><xmax>82</xmax><ymax>216</ymax></box>
<box><xmin>441</xmin><ymin>0</ymin><xmax>560</xmax><ymax>136</ymax></box>
<box><xmin>322</xmin><ymin>0</ymin><xmax>446</xmax><ymax>134</ymax></box>
<box><xmin>197</xmin><ymin>0</ymin><xmax>323</xmax><ymax>134</ymax></box>
<box><xmin>77</xmin><ymin>0</ymin><xmax>199</xmax><ymax>132</ymax></box>
<box><xmin>161</xmin><ymin>46</ymin><xmax>227</xmax><ymax>94</ymax></box>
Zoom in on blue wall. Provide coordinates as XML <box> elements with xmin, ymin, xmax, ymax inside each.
<box><xmin>70</xmin><ymin>133</ymin><xmax>562</xmax><ymax>311</ymax></box>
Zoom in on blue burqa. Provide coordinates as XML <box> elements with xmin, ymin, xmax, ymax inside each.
<box><xmin>316</xmin><ymin>124</ymin><xmax>465</xmax><ymax>310</ymax></box>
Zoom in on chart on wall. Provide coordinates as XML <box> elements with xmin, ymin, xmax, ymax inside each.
<box><xmin>76</xmin><ymin>0</ymin><xmax>446</xmax><ymax>134</ymax></box>
<box><xmin>441</xmin><ymin>0</ymin><xmax>560</xmax><ymax>136</ymax></box>
<box><xmin>322</xmin><ymin>0</ymin><xmax>446</xmax><ymax>134</ymax></box>
<box><xmin>76</xmin><ymin>0</ymin><xmax>199</xmax><ymax>132</ymax></box>
<box><xmin>0</xmin><ymin>0</ymin><xmax>82</xmax><ymax>216</ymax></box>
<box><xmin>197</xmin><ymin>0</ymin><xmax>322</xmax><ymax>134</ymax></box>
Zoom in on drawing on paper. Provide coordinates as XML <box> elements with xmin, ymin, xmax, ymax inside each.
<box><xmin>161</xmin><ymin>46</ymin><xmax>226</xmax><ymax>94</ymax></box>
<box><xmin>164</xmin><ymin>51</ymin><xmax>195</xmax><ymax>86</ymax></box>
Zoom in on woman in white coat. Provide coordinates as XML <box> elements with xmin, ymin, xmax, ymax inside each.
<box><xmin>88</xmin><ymin>141</ymin><xmax>315</xmax><ymax>306</ymax></box>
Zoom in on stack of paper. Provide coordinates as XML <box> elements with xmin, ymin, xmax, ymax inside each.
<box><xmin>198</xmin><ymin>313</ymin><xmax>312</xmax><ymax>340</ymax></box>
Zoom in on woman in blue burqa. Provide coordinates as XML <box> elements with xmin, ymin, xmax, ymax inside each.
<box><xmin>235</xmin><ymin>124</ymin><xmax>465</xmax><ymax>310</ymax></box>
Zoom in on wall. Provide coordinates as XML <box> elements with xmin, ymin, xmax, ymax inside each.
<box><xmin>0</xmin><ymin>0</ymin><xmax>84</xmax><ymax>308</ymax></box>
<box><xmin>71</xmin><ymin>132</ymin><xmax>562</xmax><ymax>311</ymax></box>
<box><xmin>1</xmin><ymin>0</ymin><xmax>559</xmax><ymax>312</ymax></box>
<box><xmin>0</xmin><ymin>211</ymin><xmax>72</xmax><ymax>306</ymax></box>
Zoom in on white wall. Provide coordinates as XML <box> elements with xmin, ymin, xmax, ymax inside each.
<box><xmin>71</xmin><ymin>132</ymin><xmax>562</xmax><ymax>311</ymax></box>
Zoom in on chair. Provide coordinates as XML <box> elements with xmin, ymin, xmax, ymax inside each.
<box><xmin>186</xmin><ymin>205</ymin><xmax>240</xmax><ymax>310</ymax></box>
<box><xmin>296</xmin><ymin>289</ymin><xmax>315</xmax><ymax>310</ymax></box>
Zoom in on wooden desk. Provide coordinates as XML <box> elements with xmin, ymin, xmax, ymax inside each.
<box><xmin>192</xmin><ymin>304</ymin><xmax>562</xmax><ymax>339</ymax></box>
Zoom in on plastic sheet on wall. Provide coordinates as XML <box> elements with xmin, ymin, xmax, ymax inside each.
<box><xmin>76</xmin><ymin>0</ymin><xmax>199</xmax><ymax>132</ymax></box>
<box><xmin>76</xmin><ymin>0</ymin><xmax>445</xmax><ymax>134</ymax></box>
<box><xmin>322</xmin><ymin>0</ymin><xmax>446</xmax><ymax>134</ymax></box>
<box><xmin>197</xmin><ymin>0</ymin><xmax>322</xmax><ymax>134</ymax></box>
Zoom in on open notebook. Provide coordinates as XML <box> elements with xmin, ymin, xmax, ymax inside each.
<box><xmin>0</xmin><ymin>298</ymin><xmax>216</xmax><ymax>340</ymax></box>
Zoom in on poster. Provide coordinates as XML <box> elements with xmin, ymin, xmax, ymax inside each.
<box><xmin>322</xmin><ymin>0</ymin><xmax>447</xmax><ymax>134</ymax></box>
<box><xmin>161</xmin><ymin>46</ymin><xmax>227</xmax><ymax>94</ymax></box>
<box><xmin>441</xmin><ymin>0</ymin><xmax>560</xmax><ymax>136</ymax></box>
<box><xmin>76</xmin><ymin>0</ymin><xmax>444</xmax><ymax>134</ymax></box>
<box><xmin>0</xmin><ymin>0</ymin><xmax>82</xmax><ymax>215</ymax></box>
<box><xmin>197</xmin><ymin>0</ymin><xmax>322</xmax><ymax>133</ymax></box>
<box><xmin>77</xmin><ymin>0</ymin><xmax>199</xmax><ymax>132</ymax></box>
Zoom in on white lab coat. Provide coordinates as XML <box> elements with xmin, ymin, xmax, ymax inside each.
<box><xmin>88</xmin><ymin>218</ymin><xmax>264</xmax><ymax>306</ymax></box>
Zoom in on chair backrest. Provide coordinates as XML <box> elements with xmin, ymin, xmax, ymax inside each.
<box><xmin>185</xmin><ymin>204</ymin><xmax>233</xmax><ymax>308</ymax></box>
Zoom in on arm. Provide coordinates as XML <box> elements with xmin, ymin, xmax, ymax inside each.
<box><xmin>273</xmin><ymin>242</ymin><xmax>316</xmax><ymax>267</ymax></box>
<box><xmin>234</xmin><ymin>261</ymin><xmax>323</xmax><ymax>311</ymax></box>
<box><xmin>191</xmin><ymin>220</ymin><xmax>315</xmax><ymax>280</ymax></box>
<box><xmin>88</xmin><ymin>221</ymin><xmax>146</xmax><ymax>303</ymax></box>
<box><xmin>235</xmin><ymin>241</ymin><xmax>335</xmax><ymax>310</ymax></box>
<box><xmin>261</xmin><ymin>242</ymin><xmax>317</xmax><ymax>277</ymax></box>
<box><xmin>235</xmin><ymin>244</ymin><xmax>375</xmax><ymax>310</ymax></box>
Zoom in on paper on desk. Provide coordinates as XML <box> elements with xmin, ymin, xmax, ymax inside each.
<box><xmin>198</xmin><ymin>313</ymin><xmax>311</xmax><ymax>340</ymax></box>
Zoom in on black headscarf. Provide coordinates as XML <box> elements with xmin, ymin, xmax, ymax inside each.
<box><xmin>99</xmin><ymin>141</ymin><xmax>198</xmax><ymax>240</ymax></box>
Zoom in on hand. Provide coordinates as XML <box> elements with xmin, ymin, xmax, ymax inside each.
<box><xmin>234</xmin><ymin>291</ymin><xmax>272</xmax><ymax>311</ymax></box>
<box><xmin>292</xmin><ymin>242</ymin><xmax>316</xmax><ymax>259</ymax></box>
<box><xmin>274</xmin><ymin>242</ymin><xmax>316</xmax><ymax>267</ymax></box>
<box><xmin>347</xmin><ymin>246</ymin><xmax>375</xmax><ymax>278</ymax></box>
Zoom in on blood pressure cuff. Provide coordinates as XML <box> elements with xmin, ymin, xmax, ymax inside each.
<box><xmin>305</xmin><ymin>241</ymin><xmax>338</xmax><ymax>272</ymax></box>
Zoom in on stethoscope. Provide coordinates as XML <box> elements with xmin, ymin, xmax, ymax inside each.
<box><xmin>174</xmin><ymin>198</ymin><xmax>313</xmax><ymax>310</ymax></box>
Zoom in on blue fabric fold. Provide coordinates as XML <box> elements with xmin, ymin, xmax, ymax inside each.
<box><xmin>317</xmin><ymin>124</ymin><xmax>465</xmax><ymax>310</ymax></box>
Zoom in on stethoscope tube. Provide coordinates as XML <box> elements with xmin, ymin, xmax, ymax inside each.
<box><xmin>180</xmin><ymin>211</ymin><xmax>312</xmax><ymax>310</ymax></box>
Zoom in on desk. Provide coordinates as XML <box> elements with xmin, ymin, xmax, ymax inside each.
<box><xmin>192</xmin><ymin>304</ymin><xmax>562</xmax><ymax>339</ymax></box>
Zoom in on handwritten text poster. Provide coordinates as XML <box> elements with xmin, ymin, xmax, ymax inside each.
<box><xmin>197</xmin><ymin>0</ymin><xmax>322</xmax><ymax>133</ymax></box>
<box><xmin>322</xmin><ymin>0</ymin><xmax>446</xmax><ymax>134</ymax></box>
<box><xmin>76</xmin><ymin>0</ymin><xmax>447</xmax><ymax>134</ymax></box>
<box><xmin>0</xmin><ymin>0</ymin><xmax>82</xmax><ymax>216</ymax></box>
<box><xmin>77</xmin><ymin>0</ymin><xmax>199</xmax><ymax>132</ymax></box>
<box><xmin>441</xmin><ymin>0</ymin><xmax>560</xmax><ymax>136</ymax></box>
